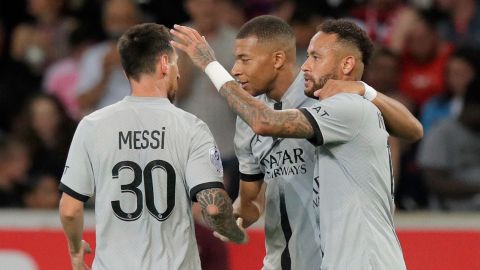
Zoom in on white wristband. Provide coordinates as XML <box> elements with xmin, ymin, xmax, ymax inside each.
<box><xmin>360</xmin><ymin>81</ymin><xmax>377</xmax><ymax>101</ymax></box>
<box><xmin>204</xmin><ymin>61</ymin><xmax>235</xmax><ymax>91</ymax></box>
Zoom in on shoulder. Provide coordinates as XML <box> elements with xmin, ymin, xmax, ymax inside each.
<box><xmin>174</xmin><ymin>107</ymin><xmax>213</xmax><ymax>135</ymax></box>
<box><xmin>320</xmin><ymin>93</ymin><xmax>370</xmax><ymax>112</ymax></box>
<box><xmin>84</xmin><ymin>100</ymin><xmax>126</xmax><ymax>121</ymax></box>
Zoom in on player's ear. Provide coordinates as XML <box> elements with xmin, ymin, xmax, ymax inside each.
<box><xmin>158</xmin><ymin>54</ymin><xmax>169</xmax><ymax>76</ymax></box>
<box><xmin>341</xmin><ymin>55</ymin><xmax>356</xmax><ymax>75</ymax></box>
<box><xmin>273</xmin><ymin>50</ymin><xmax>286</xmax><ymax>69</ymax></box>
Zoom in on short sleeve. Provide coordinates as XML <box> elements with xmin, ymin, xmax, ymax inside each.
<box><xmin>59</xmin><ymin>119</ymin><xmax>95</xmax><ymax>202</ymax></box>
<box><xmin>417</xmin><ymin>120</ymin><xmax>452</xmax><ymax>169</ymax></box>
<box><xmin>299</xmin><ymin>93</ymin><xmax>364</xmax><ymax>146</ymax></box>
<box><xmin>186</xmin><ymin>120</ymin><xmax>225</xmax><ymax>202</ymax></box>
<box><xmin>234</xmin><ymin>117</ymin><xmax>264</xmax><ymax>181</ymax></box>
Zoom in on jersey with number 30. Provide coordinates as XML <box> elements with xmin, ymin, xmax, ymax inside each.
<box><xmin>60</xmin><ymin>96</ymin><xmax>224</xmax><ymax>270</ymax></box>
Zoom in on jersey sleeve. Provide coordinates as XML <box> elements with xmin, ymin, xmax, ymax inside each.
<box><xmin>59</xmin><ymin>119</ymin><xmax>95</xmax><ymax>202</ymax></box>
<box><xmin>299</xmin><ymin>93</ymin><xmax>365</xmax><ymax>146</ymax></box>
<box><xmin>186</xmin><ymin>120</ymin><xmax>225</xmax><ymax>202</ymax></box>
<box><xmin>234</xmin><ymin>117</ymin><xmax>264</xmax><ymax>182</ymax></box>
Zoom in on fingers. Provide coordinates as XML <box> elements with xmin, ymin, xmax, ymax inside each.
<box><xmin>213</xmin><ymin>231</ymin><xmax>231</xmax><ymax>242</ymax></box>
<box><xmin>170</xmin><ymin>28</ymin><xmax>191</xmax><ymax>46</ymax></box>
<box><xmin>236</xmin><ymin>217</ymin><xmax>244</xmax><ymax>229</ymax></box>
<box><xmin>173</xmin><ymin>24</ymin><xmax>203</xmax><ymax>42</ymax></box>
<box><xmin>170</xmin><ymin>40</ymin><xmax>188</xmax><ymax>52</ymax></box>
<box><xmin>82</xmin><ymin>240</ymin><xmax>92</xmax><ymax>254</ymax></box>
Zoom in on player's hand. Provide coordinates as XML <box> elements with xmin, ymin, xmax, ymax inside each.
<box><xmin>233</xmin><ymin>201</ymin><xmax>259</xmax><ymax>229</ymax></box>
<box><xmin>170</xmin><ymin>24</ymin><xmax>216</xmax><ymax>71</ymax></box>
<box><xmin>313</xmin><ymin>80</ymin><xmax>365</xmax><ymax>100</ymax></box>
<box><xmin>213</xmin><ymin>218</ymin><xmax>249</xmax><ymax>244</ymax></box>
<box><xmin>70</xmin><ymin>240</ymin><xmax>92</xmax><ymax>270</ymax></box>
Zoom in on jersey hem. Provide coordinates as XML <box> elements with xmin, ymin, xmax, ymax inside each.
<box><xmin>190</xmin><ymin>182</ymin><xmax>225</xmax><ymax>202</ymax></box>
<box><xmin>59</xmin><ymin>183</ymin><xmax>90</xmax><ymax>202</ymax></box>
<box><xmin>240</xmin><ymin>172</ymin><xmax>264</xmax><ymax>182</ymax></box>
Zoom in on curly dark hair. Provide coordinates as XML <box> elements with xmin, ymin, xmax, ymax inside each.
<box><xmin>318</xmin><ymin>19</ymin><xmax>374</xmax><ymax>66</ymax></box>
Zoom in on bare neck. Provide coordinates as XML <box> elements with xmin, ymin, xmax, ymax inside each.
<box><xmin>130</xmin><ymin>76</ymin><xmax>169</xmax><ymax>98</ymax></box>
<box><xmin>267</xmin><ymin>65</ymin><xmax>299</xmax><ymax>102</ymax></box>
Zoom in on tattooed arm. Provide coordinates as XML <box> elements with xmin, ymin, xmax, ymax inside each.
<box><xmin>170</xmin><ymin>25</ymin><xmax>314</xmax><ymax>139</ymax></box>
<box><xmin>196</xmin><ymin>188</ymin><xmax>247</xmax><ymax>243</ymax></box>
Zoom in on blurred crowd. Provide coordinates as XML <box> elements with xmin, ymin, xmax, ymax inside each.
<box><xmin>0</xmin><ymin>0</ymin><xmax>479</xmax><ymax>212</ymax></box>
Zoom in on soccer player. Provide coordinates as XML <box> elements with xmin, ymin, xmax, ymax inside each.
<box><xmin>226</xmin><ymin>15</ymin><xmax>421</xmax><ymax>270</ymax></box>
<box><xmin>171</xmin><ymin>18</ymin><xmax>416</xmax><ymax>269</ymax></box>
<box><xmin>58</xmin><ymin>23</ymin><xmax>246</xmax><ymax>270</ymax></box>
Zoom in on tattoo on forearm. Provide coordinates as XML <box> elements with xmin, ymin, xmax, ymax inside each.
<box><xmin>219</xmin><ymin>81</ymin><xmax>314</xmax><ymax>138</ymax></box>
<box><xmin>196</xmin><ymin>188</ymin><xmax>244</xmax><ymax>243</ymax></box>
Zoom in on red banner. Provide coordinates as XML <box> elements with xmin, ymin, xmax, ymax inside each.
<box><xmin>0</xmin><ymin>229</ymin><xmax>479</xmax><ymax>269</ymax></box>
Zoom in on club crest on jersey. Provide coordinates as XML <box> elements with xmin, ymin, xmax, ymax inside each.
<box><xmin>209</xmin><ymin>146</ymin><xmax>223</xmax><ymax>173</ymax></box>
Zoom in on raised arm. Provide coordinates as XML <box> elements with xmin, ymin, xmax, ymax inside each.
<box><xmin>313</xmin><ymin>80</ymin><xmax>423</xmax><ymax>142</ymax></box>
<box><xmin>233</xmin><ymin>180</ymin><xmax>265</xmax><ymax>228</ymax></box>
<box><xmin>196</xmin><ymin>188</ymin><xmax>247</xmax><ymax>244</ymax></box>
<box><xmin>372</xmin><ymin>92</ymin><xmax>423</xmax><ymax>141</ymax></box>
<box><xmin>170</xmin><ymin>25</ymin><xmax>314</xmax><ymax>139</ymax></box>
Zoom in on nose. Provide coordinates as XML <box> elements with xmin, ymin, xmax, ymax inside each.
<box><xmin>301</xmin><ymin>57</ymin><xmax>311</xmax><ymax>72</ymax></box>
<box><xmin>231</xmin><ymin>62</ymin><xmax>241</xmax><ymax>78</ymax></box>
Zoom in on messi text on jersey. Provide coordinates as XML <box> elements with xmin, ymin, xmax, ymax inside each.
<box><xmin>118</xmin><ymin>128</ymin><xmax>166</xmax><ymax>150</ymax></box>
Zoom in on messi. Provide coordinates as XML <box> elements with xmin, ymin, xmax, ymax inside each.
<box><xmin>118</xmin><ymin>129</ymin><xmax>165</xmax><ymax>150</ymax></box>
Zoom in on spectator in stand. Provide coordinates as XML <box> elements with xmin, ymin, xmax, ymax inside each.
<box><xmin>43</xmin><ymin>25</ymin><xmax>94</xmax><ymax>120</ymax></box>
<box><xmin>399</xmin><ymin>10</ymin><xmax>453</xmax><ymax>111</ymax></box>
<box><xmin>0</xmin><ymin>20</ymin><xmax>41</xmax><ymax>132</ymax></box>
<box><xmin>436</xmin><ymin>0</ymin><xmax>480</xmax><ymax>47</ymax></box>
<box><xmin>22</xmin><ymin>174</ymin><xmax>60</xmax><ymax>209</ymax></box>
<box><xmin>0</xmin><ymin>136</ymin><xmax>31</xmax><ymax>207</ymax></box>
<box><xmin>418</xmin><ymin>78</ymin><xmax>480</xmax><ymax>211</ymax></box>
<box><xmin>421</xmin><ymin>46</ymin><xmax>480</xmax><ymax>133</ymax></box>
<box><xmin>349</xmin><ymin>0</ymin><xmax>418</xmax><ymax>51</ymax></box>
<box><xmin>218</xmin><ymin>0</ymin><xmax>247</xmax><ymax>29</ymax></box>
<box><xmin>16</xmin><ymin>94</ymin><xmax>76</xmax><ymax>179</ymax></box>
<box><xmin>76</xmin><ymin>0</ymin><xmax>141</xmax><ymax>114</ymax></box>
<box><xmin>10</xmin><ymin>0</ymin><xmax>74</xmax><ymax>74</ymax></box>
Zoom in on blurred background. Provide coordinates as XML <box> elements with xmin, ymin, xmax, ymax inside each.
<box><xmin>0</xmin><ymin>0</ymin><xmax>479</xmax><ymax>269</ymax></box>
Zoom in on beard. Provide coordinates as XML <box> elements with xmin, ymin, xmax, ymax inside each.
<box><xmin>167</xmin><ymin>89</ymin><xmax>176</xmax><ymax>102</ymax></box>
<box><xmin>304</xmin><ymin>73</ymin><xmax>338</xmax><ymax>98</ymax></box>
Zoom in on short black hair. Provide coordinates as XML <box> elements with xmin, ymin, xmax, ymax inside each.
<box><xmin>118</xmin><ymin>23</ymin><xmax>173</xmax><ymax>80</ymax></box>
<box><xmin>237</xmin><ymin>15</ymin><xmax>294</xmax><ymax>42</ymax></box>
<box><xmin>451</xmin><ymin>45</ymin><xmax>480</xmax><ymax>74</ymax></box>
<box><xmin>318</xmin><ymin>19</ymin><xmax>374</xmax><ymax>66</ymax></box>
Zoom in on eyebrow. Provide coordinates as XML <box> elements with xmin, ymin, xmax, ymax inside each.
<box><xmin>236</xmin><ymin>54</ymin><xmax>250</xmax><ymax>58</ymax></box>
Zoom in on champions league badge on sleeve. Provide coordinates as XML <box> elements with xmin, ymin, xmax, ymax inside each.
<box><xmin>209</xmin><ymin>146</ymin><xmax>223</xmax><ymax>174</ymax></box>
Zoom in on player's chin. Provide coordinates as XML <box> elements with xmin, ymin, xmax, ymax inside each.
<box><xmin>244</xmin><ymin>86</ymin><xmax>264</xmax><ymax>97</ymax></box>
<box><xmin>303</xmin><ymin>85</ymin><xmax>316</xmax><ymax>98</ymax></box>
